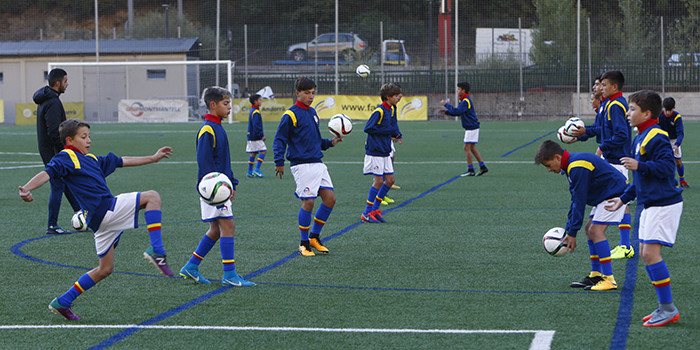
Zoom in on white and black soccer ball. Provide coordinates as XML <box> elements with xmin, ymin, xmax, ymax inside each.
<box><xmin>563</xmin><ymin>117</ymin><xmax>585</xmax><ymax>136</ymax></box>
<box><xmin>356</xmin><ymin>64</ymin><xmax>370</xmax><ymax>78</ymax></box>
<box><xmin>543</xmin><ymin>227</ymin><xmax>568</xmax><ymax>257</ymax></box>
<box><xmin>198</xmin><ymin>172</ymin><xmax>233</xmax><ymax>206</ymax></box>
<box><xmin>557</xmin><ymin>126</ymin><xmax>576</xmax><ymax>144</ymax></box>
<box><xmin>71</xmin><ymin>210</ymin><xmax>88</xmax><ymax>232</ymax></box>
<box><xmin>328</xmin><ymin>114</ymin><xmax>353</xmax><ymax>138</ymax></box>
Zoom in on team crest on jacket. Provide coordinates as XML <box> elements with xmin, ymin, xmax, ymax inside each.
<box><xmin>635</xmin><ymin>143</ymin><xmax>641</xmax><ymax>155</ymax></box>
<box><xmin>314</xmin><ymin>114</ymin><xmax>319</xmax><ymax>125</ymax></box>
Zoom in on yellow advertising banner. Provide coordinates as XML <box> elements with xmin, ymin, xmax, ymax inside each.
<box><xmin>232</xmin><ymin>96</ymin><xmax>427</xmax><ymax>122</ymax></box>
<box><xmin>0</xmin><ymin>100</ymin><xmax>4</xmax><ymax>123</ymax></box>
<box><xmin>15</xmin><ymin>102</ymin><xmax>85</xmax><ymax>125</ymax></box>
<box><xmin>313</xmin><ymin>95</ymin><xmax>427</xmax><ymax>121</ymax></box>
<box><xmin>232</xmin><ymin>98</ymin><xmax>294</xmax><ymax>122</ymax></box>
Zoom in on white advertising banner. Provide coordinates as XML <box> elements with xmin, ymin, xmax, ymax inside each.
<box><xmin>118</xmin><ymin>99</ymin><xmax>188</xmax><ymax>123</ymax></box>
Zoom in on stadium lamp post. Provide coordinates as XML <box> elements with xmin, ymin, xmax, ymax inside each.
<box><xmin>162</xmin><ymin>4</ymin><xmax>170</xmax><ymax>38</ymax></box>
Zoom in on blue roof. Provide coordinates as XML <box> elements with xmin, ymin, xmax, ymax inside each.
<box><xmin>0</xmin><ymin>38</ymin><xmax>199</xmax><ymax>56</ymax></box>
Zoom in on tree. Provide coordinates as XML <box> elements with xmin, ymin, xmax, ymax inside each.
<box><xmin>531</xmin><ymin>0</ymin><xmax>588</xmax><ymax>66</ymax></box>
<box><xmin>670</xmin><ymin>0</ymin><xmax>700</xmax><ymax>55</ymax></box>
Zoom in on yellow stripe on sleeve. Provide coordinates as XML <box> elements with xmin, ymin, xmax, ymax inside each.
<box><xmin>567</xmin><ymin>160</ymin><xmax>595</xmax><ymax>173</ymax></box>
<box><xmin>640</xmin><ymin>129</ymin><xmax>668</xmax><ymax>155</ymax></box>
<box><xmin>197</xmin><ymin>125</ymin><xmax>216</xmax><ymax>148</ymax></box>
<box><xmin>60</xmin><ymin>149</ymin><xmax>81</xmax><ymax>169</ymax></box>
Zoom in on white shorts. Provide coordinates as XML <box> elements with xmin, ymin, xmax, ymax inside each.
<box><xmin>670</xmin><ymin>139</ymin><xmax>682</xmax><ymax>158</ymax></box>
<box><xmin>464</xmin><ymin>129</ymin><xmax>480</xmax><ymax>144</ymax></box>
<box><xmin>246</xmin><ymin>140</ymin><xmax>267</xmax><ymax>153</ymax></box>
<box><xmin>610</xmin><ymin>163</ymin><xmax>629</xmax><ymax>181</ymax></box>
<box><xmin>290</xmin><ymin>163</ymin><xmax>333</xmax><ymax>199</ymax></box>
<box><xmin>589</xmin><ymin>199</ymin><xmax>626</xmax><ymax>226</ymax></box>
<box><xmin>639</xmin><ymin>202</ymin><xmax>682</xmax><ymax>247</ymax></box>
<box><xmin>94</xmin><ymin>192</ymin><xmax>140</xmax><ymax>258</ymax></box>
<box><xmin>363</xmin><ymin>155</ymin><xmax>394</xmax><ymax>176</ymax></box>
<box><xmin>200</xmin><ymin>197</ymin><xmax>233</xmax><ymax>222</ymax></box>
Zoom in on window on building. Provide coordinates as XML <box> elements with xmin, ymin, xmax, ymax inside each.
<box><xmin>147</xmin><ymin>69</ymin><xmax>166</xmax><ymax>79</ymax></box>
<box><xmin>0</xmin><ymin>72</ymin><xmax>3</xmax><ymax>83</ymax></box>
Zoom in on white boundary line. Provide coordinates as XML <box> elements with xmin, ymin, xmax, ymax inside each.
<box><xmin>0</xmin><ymin>325</ymin><xmax>555</xmax><ymax>350</ymax></box>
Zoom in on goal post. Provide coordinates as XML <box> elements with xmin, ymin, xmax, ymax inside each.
<box><xmin>47</xmin><ymin>60</ymin><xmax>236</xmax><ymax>123</ymax></box>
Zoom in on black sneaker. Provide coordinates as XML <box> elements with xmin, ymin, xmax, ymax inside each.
<box><xmin>46</xmin><ymin>225</ymin><xmax>69</xmax><ymax>235</ymax></box>
<box><xmin>460</xmin><ymin>170</ymin><xmax>476</xmax><ymax>177</ymax></box>
<box><xmin>477</xmin><ymin>166</ymin><xmax>489</xmax><ymax>176</ymax></box>
<box><xmin>570</xmin><ymin>275</ymin><xmax>603</xmax><ymax>288</ymax></box>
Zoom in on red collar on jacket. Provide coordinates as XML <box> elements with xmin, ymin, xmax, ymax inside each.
<box><xmin>251</xmin><ymin>105</ymin><xmax>260</xmax><ymax>110</ymax></box>
<box><xmin>460</xmin><ymin>93</ymin><xmax>470</xmax><ymax>101</ymax></box>
<box><xmin>607</xmin><ymin>91</ymin><xmax>623</xmax><ymax>101</ymax></box>
<box><xmin>382</xmin><ymin>101</ymin><xmax>392</xmax><ymax>110</ymax></box>
<box><xmin>561</xmin><ymin>150</ymin><xmax>570</xmax><ymax>171</ymax></box>
<box><xmin>295</xmin><ymin>100</ymin><xmax>310</xmax><ymax>110</ymax></box>
<box><xmin>637</xmin><ymin>118</ymin><xmax>658</xmax><ymax>134</ymax></box>
<box><xmin>64</xmin><ymin>145</ymin><xmax>83</xmax><ymax>154</ymax></box>
<box><xmin>204</xmin><ymin>114</ymin><xmax>222</xmax><ymax>124</ymax></box>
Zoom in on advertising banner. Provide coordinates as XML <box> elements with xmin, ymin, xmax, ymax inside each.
<box><xmin>313</xmin><ymin>95</ymin><xmax>427</xmax><ymax>121</ymax></box>
<box><xmin>15</xmin><ymin>102</ymin><xmax>84</xmax><ymax>125</ymax></box>
<box><xmin>232</xmin><ymin>98</ymin><xmax>294</xmax><ymax>122</ymax></box>
<box><xmin>118</xmin><ymin>99</ymin><xmax>188</xmax><ymax>123</ymax></box>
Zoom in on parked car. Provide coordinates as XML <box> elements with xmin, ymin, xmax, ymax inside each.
<box><xmin>373</xmin><ymin>40</ymin><xmax>410</xmax><ymax>66</ymax></box>
<box><xmin>287</xmin><ymin>33</ymin><xmax>366</xmax><ymax>62</ymax></box>
<box><xmin>667</xmin><ymin>53</ymin><xmax>700</xmax><ymax>66</ymax></box>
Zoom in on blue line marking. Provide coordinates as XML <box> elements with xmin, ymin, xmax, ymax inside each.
<box><xmin>86</xmin><ymin>174</ymin><xmax>464</xmax><ymax>348</ymax></box>
<box><xmin>501</xmin><ymin>131</ymin><xmax>555</xmax><ymax>157</ymax></box>
<box><xmin>610</xmin><ymin>207</ymin><xmax>640</xmax><ymax>349</ymax></box>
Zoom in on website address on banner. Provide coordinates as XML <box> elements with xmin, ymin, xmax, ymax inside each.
<box><xmin>340</xmin><ymin>104</ymin><xmax>376</xmax><ymax>112</ymax></box>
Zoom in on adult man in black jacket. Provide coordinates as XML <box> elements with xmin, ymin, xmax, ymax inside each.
<box><xmin>33</xmin><ymin>68</ymin><xmax>81</xmax><ymax>234</ymax></box>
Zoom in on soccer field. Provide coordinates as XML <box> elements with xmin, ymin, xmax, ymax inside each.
<box><xmin>0</xmin><ymin>120</ymin><xmax>698</xmax><ymax>349</ymax></box>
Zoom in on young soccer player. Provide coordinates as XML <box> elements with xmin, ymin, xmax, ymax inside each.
<box><xmin>179</xmin><ymin>87</ymin><xmax>255</xmax><ymax>287</ymax></box>
<box><xmin>440</xmin><ymin>82</ymin><xmax>488</xmax><ymax>177</ymax></box>
<box><xmin>574</xmin><ymin>76</ymin><xmax>604</xmax><ymax>157</ymax></box>
<box><xmin>535</xmin><ymin>140</ymin><xmax>626</xmax><ymax>291</ymax></box>
<box><xmin>361</xmin><ymin>82</ymin><xmax>403</xmax><ymax>223</ymax></box>
<box><xmin>246</xmin><ymin>93</ymin><xmax>267</xmax><ymax>178</ymax></box>
<box><xmin>273</xmin><ymin>77</ymin><xmax>342</xmax><ymax>257</ymax></box>
<box><xmin>18</xmin><ymin>119</ymin><xmax>173</xmax><ymax>320</ymax></box>
<box><xmin>605</xmin><ymin>90</ymin><xmax>682</xmax><ymax>327</ymax></box>
<box><xmin>571</xmin><ymin>71</ymin><xmax>633</xmax><ymax>259</ymax></box>
<box><xmin>659</xmin><ymin>97</ymin><xmax>688</xmax><ymax>188</ymax></box>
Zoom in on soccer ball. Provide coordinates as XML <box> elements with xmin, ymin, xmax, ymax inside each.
<box><xmin>71</xmin><ymin>210</ymin><xmax>88</xmax><ymax>232</ymax></box>
<box><xmin>557</xmin><ymin>126</ymin><xmax>576</xmax><ymax>144</ymax></box>
<box><xmin>563</xmin><ymin>117</ymin><xmax>585</xmax><ymax>136</ymax></box>
<box><xmin>328</xmin><ymin>114</ymin><xmax>353</xmax><ymax>138</ymax></box>
<box><xmin>198</xmin><ymin>172</ymin><xmax>233</xmax><ymax>206</ymax></box>
<box><xmin>356</xmin><ymin>64</ymin><xmax>371</xmax><ymax>78</ymax></box>
<box><xmin>543</xmin><ymin>227</ymin><xmax>569</xmax><ymax>257</ymax></box>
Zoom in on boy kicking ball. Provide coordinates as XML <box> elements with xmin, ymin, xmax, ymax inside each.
<box><xmin>19</xmin><ymin>119</ymin><xmax>173</xmax><ymax>320</ymax></box>
<box><xmin>606</xmin><ymin>90</ymin><xmax>683</xmax><ymax>327</ymax></box>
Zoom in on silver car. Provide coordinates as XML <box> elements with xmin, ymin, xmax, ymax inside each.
<box><xmin>287</xmin><ymin>33</ymin><xmax>366</xmax><ymax>62</ymax></box>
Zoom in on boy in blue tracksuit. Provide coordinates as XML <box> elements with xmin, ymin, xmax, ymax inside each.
<box><xmin>440</xmin><ymin>82</ymin><xmax>488</xmax><ymax>176</ymax></box>
<box><xmin>571</xmin><ymin>71</ymin><xmax>633</xmax><ymax>259</ymax></box>
<box><xmin>273</xmin><ymin>77</ymin><xmax>342</xmax><ymax>257</ymax></box>
<box><xmin>659</xmin><ymin>97</ymin><xmax>688</xmax><ymax>188</ymax></box>
<box><xmin>535</xmin><ymin>140</ymin><xmax>627</xmax><ymax>291</ymax></box>
<box><xmin>246</xmin><ymin>93</ymin><xmax>267</xmax><ymax>178</ymax></box>
<box><xmin>606</xmin><ymin>90</ymin><xmax>683</xmax><ymax>327</ymax></box>
<box><xmin>180</xmin><ymin>86</ymin><xmax>255</xmax><ymax>287</ymax></box>
<box><xmin>361</xmin><ymin>82</ymin><xmax>403</xmax><ymax>224</ymax></box>
<box><xmin>19</xmin><ymin>119</ymin><xmax>173</xmax><ymax>320</ymax></box>
<box><xmin>575</xmin><ymin>76</ymin><xmax>604</xmax><ymax>156</ymax></box>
